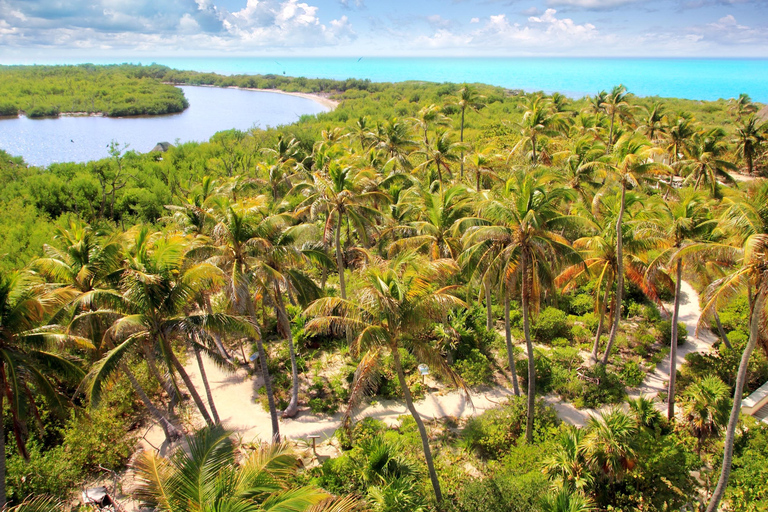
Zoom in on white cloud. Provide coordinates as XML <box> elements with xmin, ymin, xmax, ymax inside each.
<box><xmin>470</xmin><ymin>17</ymin><xmax>480</xmax><ymax>23</ymax></box>
<box><xmin>547</xmin><ymin>0</ymin><xmax>640</xmax><ymax>8</ymax></box>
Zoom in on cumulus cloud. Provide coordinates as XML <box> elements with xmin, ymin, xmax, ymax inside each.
<box><xmin>0</xmin><ymin>0</ymin><xmax>356</xmax><ymax>51</ymax></box>
<box><xmin>546</xmin><ymin>0</ymin><xmax>640</xmax><ymax>9</ymax></box>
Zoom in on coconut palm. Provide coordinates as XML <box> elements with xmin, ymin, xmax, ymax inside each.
<box><xmin>665</xmin><ymin>113</ymin><xmax>696</xmax><ymax>165</ymax></box>
<box><xmin>465</xmin><ymin>148</ymin><xmax>499</xmax><ymax>192</ymax></box>
<box><xmin>592</xmin><ymin>134</ymin><xmax>669</xmax><ymax>365</ymax></box>
<box><xmin>727</xmin><ymin>93</ymin><xmax>757</xmax><ymax>121</ymax></box>
<box><xmin>733</xmin><ymin>115</ymin><xmax>767</xmax><ymax>176</ymax></box>
<box><xmin>679</xmin><ymin>375</ymin><xmax>730</xmax><ymax>456</ymax></box>
<box><xmin>409</xmin><ymin>104</ymin><xmax>452</xmax><ymax>145</ymax></box>
<box><xmin>449</xmin><ymin>85</ymin><xmax>485</xmax><ymax>177</ymax></box>
<box><xmin>600</xmin><ymin>85</ymin><xmax>632</xmax><ymax>150</ymax></box>
<box><xmin>304</xmin><ymin>253</ymin><xmax>468</xmax><ymax>504</ymax></box>
<box><xmin>552</xmin><ymin>136</ymin><xmax>605</xmax><ymax>205</ymax></box>
<box><xmin>648</xmin><ymin>190</ymin><xmax>712</xmax><ymax>419</ymax></box>
<box><xmin>82</xmin><ymin>229</ymin><xmax>246</xmax><ymax>437</ymax></box>
<box><xmin>462</xmin><ymin>170</ymin><xmax>578</xmax><ymax>441</ymax></box>
<box><xmin>414</xmin><ymin>130</ymin><xmax>466</xmax><ymax>186</ymax></box>
<box><xmin>638</xmin><ymin>101</ymin><xmax>667</xmax><ymax>142</ymax></box>
<box><xmin>677</xmin><ymin>128</ymin><xmax>737</xmax><ymax>197</ymax></box>
<box><xmin>134</xmin><ymin>425</ymin><xmax>358</xmax><ymax>512</ymax></box>
<box><xmin>372</xmin><ymin>118</ymin><xmax>419</xmax><ymax>172</ymax></box>
<box><xmin>0</xmin><ymin>271</ymin><xmax>87</xmax><ymax>508</ymax></box>
<box><xmin>512</xmin><ymin>94</ymin><xmax>567</xmax><ymax>164</ymax></box>
<box><xmin>698</xmin><ymin>233</ymin><xmax>768</xmax><ymax>512</ymax></box>
<box><xmin>719</xmin><ymin>180</ymin><xmax>768</xmax><ymax>242</ymax></box>
<box><xmin>294</xmin><ymin>163</ymin><xmax>384</xmax><ymax>302</ymax></box>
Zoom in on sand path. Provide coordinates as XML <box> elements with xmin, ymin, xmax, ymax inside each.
<box><xmin>141</xmin><ymin>280</ymin><xmax>715</xmax><ymax>451</ymax></box>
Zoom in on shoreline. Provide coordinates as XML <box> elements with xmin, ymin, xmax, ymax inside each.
<box><xmin>170</xmin><ymin>83</ymin><xmax>339</xmax><ymax>111</ymax></box>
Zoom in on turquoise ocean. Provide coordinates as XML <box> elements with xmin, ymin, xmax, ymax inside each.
<box><xmin>28</xmin><ymin>57</ymin><xmax>768</xmax><ymax>103</ymax></box>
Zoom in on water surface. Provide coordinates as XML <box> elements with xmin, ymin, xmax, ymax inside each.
<box><xmin>0</xmin><ymin>86</ymin><xmax>328</xmax><ymax>167</ymax></box>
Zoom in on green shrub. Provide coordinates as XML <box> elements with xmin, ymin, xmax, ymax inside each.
<box><xmin>0</xmin><ymin>102</ymin><xmax>17</xmax><ymax>116</ymax></box>
<box><xmin>619</xmin><ymin>359</ymin><xmax>646</xmax><ymax>387</ymax></box>
<box><xmin>658</xmin><ymin>320</ymin><xmax>688</xmax><ymax>346</ymax></box>
<box><xmin>570</xmin><ymin>324</ymin><xmax>591</xmax><ymax>344</ymax></box>
<box><xmin>447</xmin><ymin>469</ymin><xmax>548</xmax><ymax>512</ymax></box>
<box><xmin>455</xmin><ymin>349</ymin><xmax>494</xmax><ymax>387</ymax></box>
<box><xmin>515</xmin><ymin>349</ymin><xmax>553</xmax><ymax>393</ymax></box>
<box><xmin>572</xmin><ymin>364</ymin><xmax>626</xmax><ymax>409</ymax></box>
<box><xmin>565</xmin><ymin>293</ymin><xmax>594</xmax><ymax>316</ymax></box>
<box><xmin>461</xmin><ymin>396</ymin><xmax>560</xmax><ymax>458</ymax></box>
<box><xmin>533</xmin><ymin>307</ymin><xmax>569</xmax><ymax>343</ymax></box>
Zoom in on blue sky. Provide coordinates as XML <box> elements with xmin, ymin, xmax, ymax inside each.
<box><xmin>1</xmin><ymin>0</ymin><xmax>766</xmax><ymax>60</ymax></box>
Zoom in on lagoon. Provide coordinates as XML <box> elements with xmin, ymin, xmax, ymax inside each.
<box><xmin>0</xmin><ymin>85</ymin><xmax>329</xmax><ymax>167</ymax></box>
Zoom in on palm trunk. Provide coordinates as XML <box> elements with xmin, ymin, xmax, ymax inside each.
<box><xmin>335</xmin><ymin>214</ymin><xmax>347</xmax><ymax>300</ymax></box>
<box><xmin>531</xmin><ymin>134</ymin><xmax>537</xmax><ymax>163</ymax></box>
<box><xmin>608</xmin><ymin>112</ymin><xmax>616</xmax><ymax>150</ymax></box>
<box><xmin>275</xmin><ymin>281</ymin><xmax>300</xmax><ymax>418</ymax></box>
<box><xmin>521</xmin><ymin>252</ymin><xmax>535</xmax><ymax>444</ymax></box>
<box><xmin>204</xmin><ymin>295</ymin><xmax>232</xmax><ymax>362</ymax></box>
<box><xmin>714</xmin><ymin>312</ymin><xmax>732</xmax><ymax>350</ymax></box>
<box><xmin>142</xmin><ymin>344</ymin><xmax>180</xmax><ymax>412</ymax></box>
<box><xmin>601</xmin><ymin>185</ymin><xmax>626</xmax><ymax>365</ymax></box>
<box><xmin>193</xmin><ymin>341</ymin><xmax>220</xmax><ymax>424</ymax></box>
<box><xmin>391</xmin><ymin>345</ymin><xmax>443</xmax><ymax>504</ymax></box>
<box><xmin>161</xmin><ymin>335</ymin><xmax>214</xmax><ymax>427</ymax></box>
<box><xmin>485</xmin><ymin>283</ymin><xmax>493</xmax><ymax>331</ymax></box>
<box><xmin>122</xmin><ymin>363</ymin><xmax>180</xmax><ymax>443</ymax></box>
<box><xmin>505</xmin><ymin>291</ymin><xmax>521</xmax><ymax>396</ymax></box>
<box><xmin>590</xmin><ymin>285</ymin><xmax>612</xmax><ymax>363</ymax></box>
<box><xmin>667</xmin><ymin>259</ymin><xmax>682</xmax><ymax>420</ymax></box>
<box><xmin>246</xmin><ymin>299</ymin><xmax>281</xmax><ymax>442</ymax></box>
<box><xmin>706</xmin><ymin>291</ymin><xmax>764</xmax><ymax>512</ymax></box>
<box><xmin>460</xmin><ymin>108</ymin><xmax>465</xmax><ymax>178</ymax></box>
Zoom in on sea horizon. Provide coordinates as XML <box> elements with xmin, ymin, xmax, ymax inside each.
<box><xmin>3</xmin><ymin>56</ymin><xmax>767</xmax><ymax>104</ymax></box>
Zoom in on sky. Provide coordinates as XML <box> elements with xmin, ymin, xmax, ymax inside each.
<box><xmin>0</xmin><ymin>0</ymin><xmax>767</xmax><ymax>60</ymax></box>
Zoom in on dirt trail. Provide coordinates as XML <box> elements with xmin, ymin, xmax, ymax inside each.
<box><xmin>140</xmin><ymin>279</ymin><xmax>716</xmax><ymax>452</ymax></box>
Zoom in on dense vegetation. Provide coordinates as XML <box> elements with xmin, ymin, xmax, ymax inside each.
<box><xmin>0</xmin><ymin>64</ymin><xmax>188</xmax><ymax>118</ymax></box>
<box><xmin>0</xmin><ymin>66</ymin><xmax>768</xmax><ymax>512</ymax></box>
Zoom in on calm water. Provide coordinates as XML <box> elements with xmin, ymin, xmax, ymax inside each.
<box><xmin>20</xmin><ymin>57</ymin><xmax>768</xmax><ymax>103</ymax></box>
<box><xmin>0</xmin><ymin>86</ymin><xmax>328</xmax><ymax>167</ymax></box>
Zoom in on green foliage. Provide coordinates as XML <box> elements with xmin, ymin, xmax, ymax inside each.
<box><xmin>564</xmin><ymin>292</ymin><xmax>594</xmax><ymax>316</ymax></box>
<box><xmin>573</xmin><ymin>364</ymin><xmax>627</xmax><ymax>409</ymax></box>
<box><xmin>728</xmin><ymin>420</ymin><xmax>768</xmax><ymax>511</ymax></box>
<box><xmin>454</xmin><ymin>349</ymin><xmax>494</xmax><ymax>387</ymax></box>
<box><xmin>657</xmin><ymin>320</ymin><xmax>688</xmax><ymax>346</ymax></box>
<box><xmin>462</xmin><ymin>396</ymin><xmax>560</xmax><ymax>458</ymax></box>
<box><xmin>533</xmin><ymin>307</ymin><xmax>570</xmax><ymax>343</ymax></box>
<box><xmin>516</xmin><ymin>349</ymin><xmax>553</xmax><ymax>393</ymax></box>
<box><xmin>619</xmin><ymin>359</ymin><xmax>646</xmax><ymax>387</ymax></box>
<box><xmin>0</xmin><ymin>64</ymin><xmax>188</xmax><ymax>117</ymax></box>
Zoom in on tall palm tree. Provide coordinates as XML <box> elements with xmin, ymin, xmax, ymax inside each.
<box><xmin>727</xmin><ymin>93</ymin><xmax>757</xmax><ymax>121</ymax></box>
<box><xmin>593</xmin><ymin>134</ymin><xmax>669</xmax><ymax>365</ymax></box>
<box><xmin>304</xmin><ymin>254</ymin><xmax>468</xmax><ymax>504</ymax></box>
<box><xmin>409</xmin><ymin>104</ymin><xmax>452</xmax><ymax>145</ymax></box>
<box><xmin>465</xmin><ymin>148</ymin><xmax>499</xmax><ymax>192</ymax></box>
<box><xmin>294</xmin><ymin>163</ymin><xmax>384</xmax><ymax>302</ymax></box>
<box><xmin>463</xmin><ymin>170</ymin><xmax>578</xmax><ymax>441</ymax></box>
<box><xmin>699</xmin><ymin>233</ymin><xmax>768</xmax><ymax>512</ymax></box>
<box><xmin>649</xmin><ymin>190</ymin><xmax>711</xmax><ymax>419</ymax></box>
<box><xmin>638</xmin><ymin>101</ymin><xmax>667</xmax><ymax>142</ymax></box>
<box><xmin>0</xmin><ymin>271</ymin><xmax>86</xmax><ymax>508</ymax></box>
<box><xmin>733</xmin><ymin>115</ymin><xmax>767</xmax><ymax>176</ymax></box>
<box><xmin>415</xmin><ymin>130</ymin><xmax>465</xmax><ymax>186</ymax></box>
<box><xmin>600</xmin><ymin>85</ymin><xmax>632</xmax><ymax>150</ymax></box>
<box><xmin>679</xmin><ymin>375</ymin><xmax>730</xmax><ymax>456</ymax></box>
<box><xmin>513</xmin><ymin>94</ymin><xmax>567</xmax><ymax>164</ymax></box>
<box><xmin>372</xmin><ymin>118</ymin><xmax>418</xmax><ymax>172</ymax></box>
<box><xmin>665</xmin><ymin>113</ymin><xmax>696</xmax><ymax>165</ymax></box>
<box><xmin>552</xmin><ymin>136</ymin><xmax>605</xmax><ymax>205</ymax></box>
<box><xmin>449</xmin><ymin>85</ymin><xmax>485</xmax><ymax>177</ymax></box>
<box><xmin>134</xmin><ymin>425</ymin><xmax>358</xmax><ymax>512</ymax></box>
<box><xmin>677</xmin><ymin>128</ymin><xmax>737</xmax><ymax>197</ymax></box>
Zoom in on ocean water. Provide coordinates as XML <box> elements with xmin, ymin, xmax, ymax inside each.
<box><xmin>19</xmin><ymin>57</ymin><xmax>768</xmax><ymax>103</ymax></box>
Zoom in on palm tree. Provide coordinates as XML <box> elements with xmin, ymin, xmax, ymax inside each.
<box><xmin>733</xmin><ymin>115</ymin><xmax>767</xmax><ymax>176</ymax></box>
<box><xmin>585</xmin><ymin>407</ymin><xmax>637</xmax><ymax>485</ymax></box>
<box><xmin>465</xmin><ymin>148</ymin><xmax>499</xmax><ymax>192</ymax></box>
<box><xmin>0</xmin><ymin>271</ymin><xmax>86</xmax><ymax>508</ymax></box>
<box><xmin>409</xmin><ymin>104</ymin><xmax>452</xmax><ymax>145</ymax></box>
<box><xmin>593</xmin><ymin>134</ymin><xmax>669</xmax><ymax>365</ymax></box>
<box><xmin>449</xmin><ymin>85</ymin><xmax>485</xmax><ymax>177</ymax></box>
<box><xmin>679</xmin><ymin>375</ymin><xmax>730</xmax><ymax>456</ymax></box>
<box><xmin>727</xmin><ymin>93</ymin><xmax>757</xmax><ymax>121</ymax></box>
<box><xmin>649</xmin><ymin>190</ymin><xmax>711</xmax><ymax>419</ymax></box>
<box><xmin>304</xmin><ymin>254</ymin><xmax>468</xmax><ymax>504</ymax></box>
<box><xmin>463</xmin><ymin>170</ymin><xmax>578</xmax><ymax>441</ymax></box>
<box><xmin>552</xmin><ymin>136</ymin><xmax>605</xmax><ymax>205</ymax></box>
<box><xmin>513</xmin><ymin>94</ymin><xmax>567</xmax><ymax>164</ymax></box>
<box><xmin>415</xmin><ymin>130</ymin><xmax>465</xmax><ymax>186</ymax></box>
<box><xmin>82</xmin><ymin>229</ymin><xmax>245</xmax><ymax>436</ymax></box>
<box><xmin>543</xmin><ymin>427</ymin><xmax>594</xmax><ymax>492</ymax></box>
<box><xmin>699</xmin><ymin>233</ymin><xmax>768</xmax><ymax>512</ymax></box>
<box><xmin>294</xmin><ymin>163</ymin><xmax>384</xmax><ymax>302</ymax></box>
<box><xmin>540</xmin><ymin>488</ymin><xmax>594</xmax><ymax>512</ymax></box>
<box><xmin>600</xmin><ymin>85</ymin><xmax>632</xmax><ymax>150</ymax></box>
<box><xmin>677</xmin><ymin>128</ymin><xmax>737</xmax><ymax>197</ymax></box>
<box><xmin>134</xmin><ymin>425</ymin><xmax>358</xmax><ymax>512</ymax></box>
<box><xmin>372</xmin><ymin>118</ymin><xmax>418</xmax><ymax>172</ymax></box>
<box><xmin>665</xmin><ymin>113</ymin><xmax>696</xmax><ymax>165</ymax></box>
<box><xmin>638</xmin><ymin>101</ymin><xmax>667</xmax><ymax>142</ymax></box>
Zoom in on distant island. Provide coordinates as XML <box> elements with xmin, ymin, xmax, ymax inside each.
<box><xmin>0</xmin><ymin>64</ymin><xmax>189</xmax><ymax>118</ymax></box>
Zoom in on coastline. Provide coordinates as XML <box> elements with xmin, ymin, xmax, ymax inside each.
<box><xmin>232</xmin><ymin>87</ymin><xmax>339</xmax><ymax>111</ymax></box>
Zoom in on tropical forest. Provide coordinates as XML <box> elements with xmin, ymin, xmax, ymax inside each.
<box><xmin>1</xmin><ymin>64</ymin><xmax>767</xmax><ymax>512</ymax></box>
